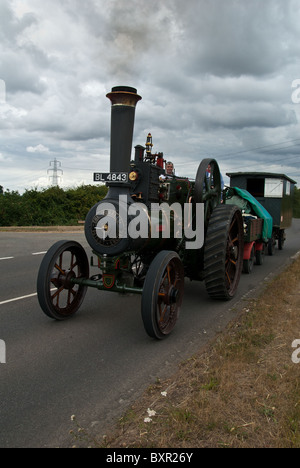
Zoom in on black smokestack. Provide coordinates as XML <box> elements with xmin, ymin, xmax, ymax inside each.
<box><xmin>106</xmin><ymin>86</ymin><xmax>142</xmax><ymax>173</ymax></box>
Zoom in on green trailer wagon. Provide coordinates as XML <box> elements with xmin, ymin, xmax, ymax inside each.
<box><xmin>227</xmin><ymin>172</ymin><xmax>297</xmax><ymax>254</ymax></box>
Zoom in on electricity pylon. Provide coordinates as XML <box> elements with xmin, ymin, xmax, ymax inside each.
<box><xmin>48</xmin><ymin>158</ymin><xmax>63</xmax><ymax>186</ymax></box>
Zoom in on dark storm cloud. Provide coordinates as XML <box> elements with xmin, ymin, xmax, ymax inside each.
<box><xmin>0</xmin><ymin>2</ymin><xmax>47</xmax><ymax>94</ymax></box>
<box><xmin>0</xmin><ymin>0</ymin><xmax>300</xmax><ymax>191</ymax></box>
<box><xmin>0</xmin><ymin>49</ymin><xmax>47</xmax><ymax>95</ymax></box>
<box><xmin>171</xmin><ymin>0</ymin><xmax>300</xmax><ymax>77</ymax></box>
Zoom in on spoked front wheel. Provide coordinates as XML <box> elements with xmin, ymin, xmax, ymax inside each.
<box><xmin>141</xmin><ymin>251</ymin><xmax>185</xmax><ymax>340</ymax></box>
<box><xmin>37</xmin><ymin>241</ymin><xmax>89</xmax><ymax>320</ymax></box>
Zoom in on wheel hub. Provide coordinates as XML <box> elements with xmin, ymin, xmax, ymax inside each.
<box><xmin>162</xmin><ymin>286</ymin><xmax>179</xmax><ymax>305</ymax></box>
<box><xmin>231</xmin><ymin>245</ymin><xmax>239</xmax><ymax>260</ymax></box>
<box><xmin>64</xmin><ymin>270</ymin><xmax>76</xmax><ymax>290</ymax></box>
<box><xmin>56</xmin><ymin>269</ymin><xmax>76</xmax><ymax>290</ymax></box>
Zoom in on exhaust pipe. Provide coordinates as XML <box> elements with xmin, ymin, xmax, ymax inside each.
<box><xmin>106</xmin><ymin>86</ymin><xmax>141</xmax><ymax>173</ymax></box>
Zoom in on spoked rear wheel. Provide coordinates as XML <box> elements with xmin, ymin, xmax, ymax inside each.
<box><xmin>141</xmin><ymin>251</ymin><xmax>185</xmax><ymax>340</ymax></box>
<box><xmin>37</xmin><ymin>241</ymin><xmax>89</xmax><ymax>320</ymax></box>
<box><xmin>204</xmin><ymin>205</ymin><xmax>244</xmax><ymax>300</ymax></box>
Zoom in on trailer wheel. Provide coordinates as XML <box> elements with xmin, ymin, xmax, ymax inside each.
<box><xmin>37</xmin><ymin>241</ymin><xmax>89</xmax><ymax>320</ymax></box>
<box><xmin>141</xmin><ymin>251</ymin><xmax>184</xmax><ymax>339</ymax></box>
<box><xmin>268</xmin><ymin>233</ymin><xmax>276</xmax><ymax>256</ymax></box>
<box><xmin>204</xmin><ymin>205</ymin><xmax>244</xmax><ymax>300</ymax></box>
<box><xmin>278</xmin><ymin>230</ymin><xmax>286</xmax><ymax>250</ymax></box>
<box><xmin>256</xmin><ymin>247</ymin><xmax>265</xmax><ymax>266</ymax></box>
<box><xmin>243</xmin><ymin>245</ymin><xmax>255</xmax><ymax>274</ymax></box>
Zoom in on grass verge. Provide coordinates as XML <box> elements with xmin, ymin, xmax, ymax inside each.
<box><xmin>102</xmin><ymin>256</ymin><xmax>300</xmax><ymax>448</ymax></box>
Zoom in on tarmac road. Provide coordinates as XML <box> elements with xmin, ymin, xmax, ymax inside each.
<box><xmin>0</xmin><ymin>220</ymin><xmax>300</xmax><ymax>448</ymax></box>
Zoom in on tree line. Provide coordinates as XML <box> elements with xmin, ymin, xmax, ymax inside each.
<box><xmin>0</xmin><ymin>184</ymin><xmax>299</xmax><ymax>227</ymax></box>
<box><xmin>0</xmin><ymin>185</ymin><xmax>108</xmax><ymax>226</ymax></box>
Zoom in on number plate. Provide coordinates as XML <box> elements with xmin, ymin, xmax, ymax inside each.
<box><xmin>93</xmin><ymin>172</ymin><xmax>128</xmax><ymax>183</ymax></box>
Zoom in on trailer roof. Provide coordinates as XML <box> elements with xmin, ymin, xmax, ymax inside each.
<box><xmin>226</xmin><ymin>172</ymin><xmax>297</xmax><ymax>185</ymax></box>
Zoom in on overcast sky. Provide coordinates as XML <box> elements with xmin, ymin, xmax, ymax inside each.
<box><xmin>1</xmin><ymin>0</ymin><xmax>300</xmax><ymax>192</ymax></box>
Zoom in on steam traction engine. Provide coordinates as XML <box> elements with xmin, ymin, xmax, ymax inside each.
<box><xmin>37</xmin><ymin>86</ymin><xmax>244</xmax><ymax>339</ymax></box>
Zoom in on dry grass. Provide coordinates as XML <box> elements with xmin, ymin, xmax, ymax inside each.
<box><xmin>103</xmin><ymin>257</ymin><xmax>300</xmax><ymax>448</ymax></box>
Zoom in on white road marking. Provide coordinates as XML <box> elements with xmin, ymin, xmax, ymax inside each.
<box><xmin>0</xmin><ymin>288</ymin><xmax>56</xmax><ymax>306</ymax></box>
<box><xmin>0</xmin><ymin>252</ymin><xmax>46</xmax><ymax>260</ymax></box>
<box><xmin>0</xmin><ymin>292</ymin><xmax>37</xmax><ymax>306</ymax></box>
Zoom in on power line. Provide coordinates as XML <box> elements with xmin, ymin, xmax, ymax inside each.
<box><xmin>213</xmin><ymin>138</ymin><xmax>300</xmax><ymax>161</ymax></box>
<box><xmin>227</xmin><ymin>153</ymin><xmax>300</xmax><ymax>172</ymax></box>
